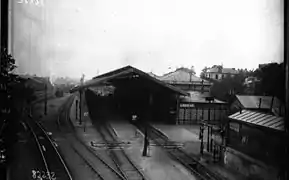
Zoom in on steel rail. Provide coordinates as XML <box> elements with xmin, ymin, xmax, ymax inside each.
<box><xmin>26</xmin><ymin>95</ymin><xmax>73</xmax><ymax>180</ymax></box>
<box><xmin>25</xmin><ymin>119</ymin><xmax>52</xmax><ymax>180</ymax></box>
<box><xmin>35</xmin><ymin>120</ymin><xmax>73</xmax><ymax>180</ymax></box>
<box><xmin>97</xmin><ymin>122</ymin><xmax>147</xmax><ymax>180</ymax></box>
<box><xmin>56</xmin><ymin>96</ymin><xmax>126</xmax><ymax>180</ymax></box>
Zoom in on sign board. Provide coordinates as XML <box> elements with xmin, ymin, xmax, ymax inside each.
<box><xmin>230</xmin><ymin>122</ymin><xmax>240</xmax><ymax>132</ymax></box>
<box><xmin>180</xmin><ymin>103</ymin><xmax>195</xmax><ymax>108</ymax></box>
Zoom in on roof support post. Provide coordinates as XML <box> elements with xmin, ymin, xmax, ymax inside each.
<box><xmin>176</xmin><ymin>94</ymin><xmax>180</xmax><ymax>125</ymax></box>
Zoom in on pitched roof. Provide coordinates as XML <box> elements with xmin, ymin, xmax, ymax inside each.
<box><xmin>236</xmin><ymin>95</ymin><xmax>284</xmax><ymax>116</ymax></box>
<box><xmin>207</xmin><ymin>67</ymin><xmax>238</xmax><ymax>74</ymax></box>
<box><xmin>229</xmin><ymin>110</ymin><xmax>284</xmax><ymax>131</ymax></box>
<box><xmin>180</xmin><ymin>91</ymin><xmax>226</xmax><ymax>104</ymax></box>
<box><xmin>158</xmin><ymin>68</ymin><xmax>209</xmax><ymax>84</ymax></box>
<box><xmin>71</xmin><ymin>65</ymin><xmax>189</xmax><ymax>96</ymax></box>
<box><xmin>222</xmin><ymin>68</ymin><xmax>239</xmax><ymax>74</ymax></box>
<box><xmin>236</xmin><ymin>95</ymin><xmax>281</xmax><ymax>109</ymax></box>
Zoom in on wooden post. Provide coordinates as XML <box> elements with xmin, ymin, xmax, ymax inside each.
<box><xmin>44</xmin><ymin>83</ymin><xmax>47</xmax><ymax>115</ymax></box>
<box><xmin>176</xmin><ymin>94</ymin><xmax>180</xmax><ymax>125</ymax></box>
<box><xmin>75</xmin><ymin>100</ymin><xmax>78</xmax><ymax>120</ymax></box>
<box><xmin>210</xmin><ymin>126</ymin><xmax>213</xmax><ymax>152</ymax></box>
<box><xmin>142</xmin><ymin>127</ymin><xmax>148</xmax><ymax>157</ymax></box>
<box><xmin>207</xmin><ymin>124</ymin><xmax>210</xmax><ymax>152</ymax></box>
<box><xmin>79</xmin><ymin>90</ymin><xmax>82</xmax><ymax>125</ymax></box>
<box><xmin>200</xmin><ymin>123</ymin><xmax>204</xmax><ymax>155</ymax></box>
<box><xmin>143</xmin><ymin>93</ymin><xmax>153</xmax><ymax>156</ymax></box>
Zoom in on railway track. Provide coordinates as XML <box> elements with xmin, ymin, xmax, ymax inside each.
<box><xmin>133</xmin><ymin>121</ymin><xmax>226</xmax><ymax>180</ymax></box>
<box><xmin>57</xmin><ymin>96</ymin><xmax>127</xmax><ymax>180</ymax></box>
<box><xmin>94</xmin><ymin>122</ymin><xmax>147</xmax><ymax>180</ymax></box>
<box><xmin>25</xmin><ymin>115</ymin><xmax>72</xmax><ymax>180</ymax></box>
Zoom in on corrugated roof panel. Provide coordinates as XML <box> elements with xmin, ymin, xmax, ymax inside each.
<box><xmin>267</xmin><ymin>119</ymin><xmax>283</xmax><ymax>128</ymax></box>
<box><xmin>235</xmin><ymin>111</ymin><xmax>257</xmax><ymax>120</ymax></box>
<box><xmin>229</xmin><ymin>110</ymin><xmax>284</xmax><ymax>131</ymax></box>
<box><xmin>247</xmin><ymin>114</ymin><xmax>268</xmax><ymax>123</ymax></box>
<box><xmin>258</xmin><ymin>116</ymin><xmax>278</xmax><ymax>126</ymax></box>
<box><xmin>275</xmin><ymin>123</ymin><xmax>285</xmax><ymax>129</ymax></box>
<box><xmin>253</xmin><ymin>115</ymin><xmax>273</xmax><ymax>124</ymax></box>
<box><xmin>275</xmin><ymin>125</ymin><xmax>284</xmax><ymax>131</ymax></box>
<box><xmin>242</xmin><ymin>112</ymin><xmax>264</xmax><ymax>123</ymax></box>
<box><xmin>262</xmin><ymin>117</ymin><xmax>282</xmax><ymax>126</ymax></box>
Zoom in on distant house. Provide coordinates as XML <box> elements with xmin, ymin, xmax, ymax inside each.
<box><xmin>230</xmin><ymin>95</ymin><xmax>285</xmax><ymax>117</ymax></box>
<box><xmin>243</xmin><ymin>76</ymin><xmax>261</xmax><ymax>95</ymax></box>
<box><xmin>157</xmin><ymin>67</ymin><xmax>212</xmax><ymax>92</ymax></box>
<box><xmin>204</xmin><ymin>66</ymin><xmax>239</xmax><ymax>80</ymax></box>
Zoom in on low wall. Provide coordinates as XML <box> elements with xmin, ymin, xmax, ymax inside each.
<box><xmin>223</xmin><ymin>147</ymin><xmax>278</xmax><ymax>180</ymax></box>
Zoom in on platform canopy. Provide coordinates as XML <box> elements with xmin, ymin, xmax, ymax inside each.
<box><xmin>70</xmin><ymin>66</ymin><xmax>189</xmax><ymax>96</ymax></box>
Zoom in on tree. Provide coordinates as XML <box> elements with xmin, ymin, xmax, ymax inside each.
<box><xmin>253</xmin><ymin>62</ymin><xmax>285</xmax><ymax>102</ymax></box>
<box><xmin>210</xmin><ymin>75</ymin><xmax>245</xmax><ymax>102</ymax></box>
<box><xmin>1</xmin><ymin>48</ymin><xmax>36</xmax><ymax>157</ymax></box>
<box><xmin>200</xmin><ymin>66</ymin><xmax>209</xmax><ymax>79</ymax></box>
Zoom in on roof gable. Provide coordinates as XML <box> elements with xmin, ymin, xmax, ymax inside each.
<box><xmin>72</xmin><ymin>66</ymin><xmax>189</xmax><ymax>96</ymax></box>
<box><xmin>159</xmin><ymin>68</ymin><xmax>207</xmax><ymax>83</ymax></box>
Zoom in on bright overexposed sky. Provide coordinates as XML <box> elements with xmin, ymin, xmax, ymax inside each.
<box><xmin>12</xmin><ymin>0</ymin><xmax>283</xmax><ymax>79</ymax></box>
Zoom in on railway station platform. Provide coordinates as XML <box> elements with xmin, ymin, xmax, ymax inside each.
<box><xmin>152</xmin><ymin>124</ymin><xmax>247</xmax><ymax>180</ymax></box>
<box><xmin>69</xmin><ymin>95</ymin><xmax>201</xmax><ymax>180</ymax></box>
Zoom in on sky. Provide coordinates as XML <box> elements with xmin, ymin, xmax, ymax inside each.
<box><xmin>11</xmin><ymin>0</ymin><xmax>283</xmax><ymax>80</ymax></box>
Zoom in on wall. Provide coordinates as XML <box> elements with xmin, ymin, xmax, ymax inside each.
<box><xmin>226</xmin><ymin>122</ymin><xmax>282</xmax><ymax>179</ymax></box>
<box><xmin>223</xmin><ymin>147</ymin><xmax>279</xmax><ymax>180</ymax></box>
<box><xmin>177</xmin><ymin>103</ymin><xmax>227</xmax><ymax>124</ymax></box>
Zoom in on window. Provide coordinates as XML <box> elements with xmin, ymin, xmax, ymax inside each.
<box><xmin>215</xmin><ymin>74</ymin><xmax>218</xmax><ymax>79</ymax></box>
<box><xmin>222</xmin><ymin>74</ymin><xmax>224</xmax><ymax>79</ymax></box>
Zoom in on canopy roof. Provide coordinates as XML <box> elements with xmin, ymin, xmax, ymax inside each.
<box><xmin>229</xmin><ymin>109</ymin><xmax>284</xmax><ymax>132</ymax></box>
<box><xmin>70</xmin><ymin>66</ymin><xmax>189</xmax><ymax>96</ymax></box>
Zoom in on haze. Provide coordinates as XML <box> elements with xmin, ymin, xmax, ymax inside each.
<box><xmin>11</xmin><ymin>0</ymin><xmax>283</xmax><ymax>79</ymax></box>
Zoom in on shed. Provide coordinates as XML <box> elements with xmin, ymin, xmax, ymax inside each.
<box><xmin>227</xmin><ymin>109</ymin><xmax>284</xmax><ymax>166</ymax></box>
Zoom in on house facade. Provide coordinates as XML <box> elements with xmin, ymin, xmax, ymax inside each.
<box><xmin>205</xmin><ymin>67</ymin><xmax>239</xmax><ymax>80</ymax></box>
